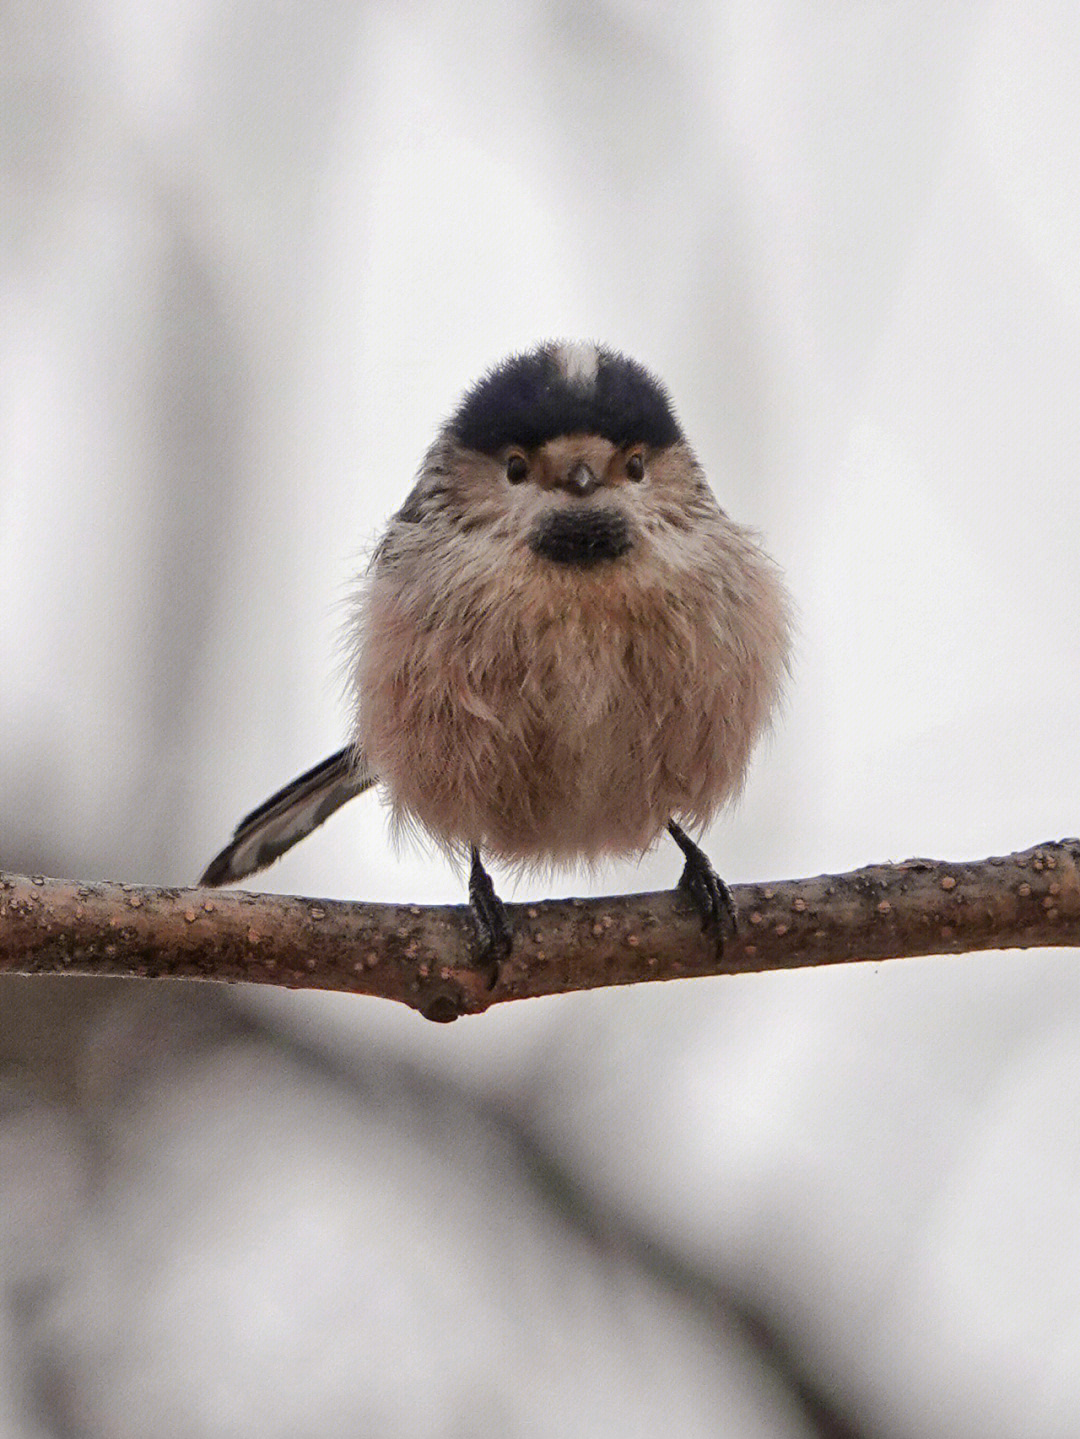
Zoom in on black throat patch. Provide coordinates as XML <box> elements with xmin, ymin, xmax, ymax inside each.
<box><xmin>450</xmin><ymin>344</ymin><xmax>684</xmax><ymax>455</ymax></box>
<box><xmin>529</xmin><ymin>507</ymin><xmax>633</xmax><ymax>568</ymax></box>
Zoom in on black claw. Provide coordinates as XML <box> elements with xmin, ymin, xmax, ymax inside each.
<box><xmin>469</xmin><ymin>847</ymin><xmax>511</xmax><ymax>986</ymax></box>
<box><xmin>667</xmin><ymin>821</ymin><xmax>738</xmax><ymax>948</ymax></box>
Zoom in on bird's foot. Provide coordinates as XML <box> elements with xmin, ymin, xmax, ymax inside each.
<box><xmin>469</xmin><ymin>847</ymin><xmax>511</xmax><ymax>987</ymax></box>
<box><xmin>667</xmin><ymin>821</ymin><xmax>738</xmax><ymax>950</ymax></box>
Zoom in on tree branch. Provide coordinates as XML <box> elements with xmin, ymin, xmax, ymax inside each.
<box><xmin>2</xmin><ymin>840</ymin><xmax>1078</xmax><ymax>1022</ymax></box>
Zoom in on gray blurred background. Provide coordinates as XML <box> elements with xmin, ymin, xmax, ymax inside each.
<box><xmin>3</xmin><ymin>2</ymin><xmax>1080</xmax><ymax>1435</ymax></box>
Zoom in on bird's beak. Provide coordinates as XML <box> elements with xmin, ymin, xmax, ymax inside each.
<box><xmin>563</xmin><ymin>461</ymin><xmax>600</xmax><ymax>498</ymax></box>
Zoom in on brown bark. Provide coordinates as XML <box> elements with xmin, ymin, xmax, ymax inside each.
<box><xmin>2</xmin><ymin>840</ymin><xmax>1078</xmax><ymax>1022</ymax></box>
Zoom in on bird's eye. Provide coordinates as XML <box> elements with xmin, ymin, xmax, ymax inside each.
<box><xmin>506</xmin><ymin>452</ymin><xmax>529</xmax><ymax>484</ymax></box>
<box><xmin>626</xmin><ymin>451</ymin><xmax>645</xmax><ymax>481</ymax></box>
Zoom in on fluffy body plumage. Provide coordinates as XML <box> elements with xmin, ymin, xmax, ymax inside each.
<box><xmin>201</xmin><ymin>341</ymin><xmax>791</xmax><ymax>897</ymax></box>
<box><xmin>353</xmin><ymin>438</ymin><xmax>789</xmax><ymax>866</ymax></box>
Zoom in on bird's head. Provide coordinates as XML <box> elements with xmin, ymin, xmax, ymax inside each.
<box><xmin>407</xmin><ymin>341</ymin><xmax>713</xmax><ymax>574</ymax></box>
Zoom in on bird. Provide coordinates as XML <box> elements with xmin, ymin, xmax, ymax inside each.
<box><xmin>200</xmin><ymin>341</ymin><xmax>792</xmax><ymax>971</ymax></box>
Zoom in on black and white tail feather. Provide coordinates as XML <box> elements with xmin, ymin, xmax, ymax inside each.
<box><xmin>199</xmin><ymin>748</ymin><xmax>375</xmax><ymax>887</ymax></box>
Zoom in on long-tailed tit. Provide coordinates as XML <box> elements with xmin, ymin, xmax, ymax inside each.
<box><xmin>201</xmin><ymin>342</ymin><xmax>792</xmax><ymax>968</ymax></box>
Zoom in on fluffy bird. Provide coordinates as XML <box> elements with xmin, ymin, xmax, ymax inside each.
<box><xmin>200</xmin><ymin>342</ymin><xmax>792</xmax><ymax>964</ymax></box>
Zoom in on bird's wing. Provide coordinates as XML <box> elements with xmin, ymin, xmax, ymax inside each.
<box><xmin>199</xmin><ymin>747</ymin><xmax>375</xmax><ymax>887</ymax></box>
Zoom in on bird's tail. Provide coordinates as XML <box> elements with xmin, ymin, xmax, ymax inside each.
<box><xmin>199</xmin><ymin>747</ymin><xmax>375</xmax><ymax>886</ymax></box>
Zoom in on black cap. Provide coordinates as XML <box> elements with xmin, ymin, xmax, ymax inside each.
<box><xmin>450</xmin><ymin>342</ymin><xmax>684</xmax><ymax>455</ymax></box>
